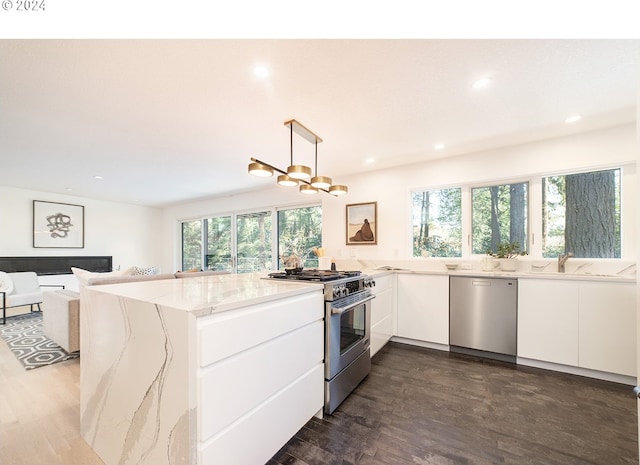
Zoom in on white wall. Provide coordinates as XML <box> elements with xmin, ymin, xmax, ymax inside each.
<box><xmin>159</xmin><ymin>124</ymin><xmax>637</xmax><ymax>271</ymax></box>
<box><xmin>0</xmin><ymin>186</ymin><xmax>163</xmax><ymax>272</ymax></box>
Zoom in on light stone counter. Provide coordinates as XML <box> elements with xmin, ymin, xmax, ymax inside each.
<box><xmin>80</xmin><ymin>272</ymin><xmax>324</xmax><ymax>465</ymax></box>
<box><xmin>82</xmin><ymin>271</ymin><xmax>323</xmax><ymax>316</ymax></box>
<box><xmin>333</xmin><ymin>258</ymin><xmax>636</xmax><ymax>283</ymax></box>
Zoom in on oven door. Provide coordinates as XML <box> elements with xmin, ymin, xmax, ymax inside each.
<box><xmin>326</xmin><ymin>294</ymin><xmax>374</xmax><ymax>380</ymax></box>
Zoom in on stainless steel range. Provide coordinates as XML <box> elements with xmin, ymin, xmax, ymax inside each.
<box><xmin>267</xmin><ymin>270</ymin><xmax>375</xmax><ymax>414</ymax></box>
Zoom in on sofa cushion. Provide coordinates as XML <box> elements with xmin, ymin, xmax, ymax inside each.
<box><xmin>71</xmin><ymin>267</ymin><xmax>134</xmax><ymax>287</ymax></box>
<box><xmin>132</xmin><ymin>265</ymin><xmax>160</xmax><ymax>276</ymax></box>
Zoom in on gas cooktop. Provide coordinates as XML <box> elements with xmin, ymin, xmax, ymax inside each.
<box><xmin>267</xmin><ymin>270</ymin><xmax>361</xmax><ymax>282</ymax></box>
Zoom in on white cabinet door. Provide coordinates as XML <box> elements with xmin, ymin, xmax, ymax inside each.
<box><xmin>579</xmin><ymin>281</ymin><xmax>636</xmax><ymax>377</ymax></box>
<box><xmin>370</xmin><ymin>273</ymin><xmax>395</xmax><ymax>356</ymax></box>
<box><xmin>396</xmin><ymin>274</ymin><xmax>448</xmax><ymax>344</ymax></box>
<box><xmin>517</xmin><ymin>279</ymin><xmax>579</xmax><ymax>366</ymax></box>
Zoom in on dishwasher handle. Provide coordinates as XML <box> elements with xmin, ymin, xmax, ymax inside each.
<box><xmin>472</xmin><ymin>280</ymin><xmax>491</xmax><ymax>286</ymax></box>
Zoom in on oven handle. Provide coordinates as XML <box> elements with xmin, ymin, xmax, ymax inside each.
<box><xmin>330</xmin><ymin>294</ymin><xmax>376</xmax><ymax>314</ymax></box>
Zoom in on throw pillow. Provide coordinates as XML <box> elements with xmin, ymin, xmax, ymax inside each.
<box><xmin>0</xmin><ymin>271</ymin><xmax>14</xmax><ymax>295</ymax></box>
<box><xmin>132</xmin><ymin>266</ymin><xmax>160</xmax><ymax>276</ymax></box>
<box><xmin>71</xmin><ymin>267</ymin><xmax>134</xmax><ymax>287</ymax></box>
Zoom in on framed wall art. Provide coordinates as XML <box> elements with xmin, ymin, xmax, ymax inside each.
<box><xmin>346</xmin><ymin>201</ymin><xmax>377</xmax><ymax>245</ymax></box>
<box><xmin>33</xmin><ymin>200</ymin><xmax>85</xmax><ymax>248</ymax></box>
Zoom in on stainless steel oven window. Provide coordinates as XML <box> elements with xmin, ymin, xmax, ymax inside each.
<box><xmin>339</xmin><ymin>306</ymin><xmax>366</xmax><ymax>353</ymax></box>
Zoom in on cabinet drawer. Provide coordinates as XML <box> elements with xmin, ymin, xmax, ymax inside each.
<box><xmin>199</xmin><ymin>364</ymin><xmax>324</xmax><ymax>465</ymax></box>
<box><xmin>199</xmin><ymin>320</ymin><xmax>323</xmax><ymax>440</ymax></box>
<box><xmin>198</xmin><ymin>291</ymin><xmax>323</xmax><ymax>367</ymax></box>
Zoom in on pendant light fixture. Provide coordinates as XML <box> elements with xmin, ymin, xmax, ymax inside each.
<box><xmin>247</xmin><ymin>119</ymin><xmax>348</xmax><ymax>196</ymax></box>
<box><xmin>285</xmin><ymin>121</ymin><xmax>312</xmax><ymax>180</ymax></box>
<box><xmin>310</xmin><ymin>139</ymin><xmax>332</xmax><ymax>189</ymax></box>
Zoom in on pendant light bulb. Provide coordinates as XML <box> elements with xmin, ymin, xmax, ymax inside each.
<box><xmin>329</xmin><ymin>184</ymin><xmax>348</xmax><ymax>196</ymax></box>
<box><xmin>287</xmin><ymin>165</ymin><xmax>312</xmax><ymax>180</ymax></box>
<box><xmin>248</xmin><ymin>162</ymin><xmax>274</xmax><ymax>177</ymax></box>
<box><xmin>310</xmin><ymin>176</ymin><xmax>332</xmax><ymax>189</ymax></box>
<box><xmin>277</xmin><ymin>175</ymin><xmax>298</xmax><ymax>187</ymax></box>
<box><xmin>299</xmin><ymin>184</ymin><xmax>318</xmax><ymax>194</ymax></box>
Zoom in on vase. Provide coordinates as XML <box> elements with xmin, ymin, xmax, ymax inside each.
<box><xmin>500</xmin><ymin>259</ymin><xmax>518</xmax><ymax>272</ymax></box>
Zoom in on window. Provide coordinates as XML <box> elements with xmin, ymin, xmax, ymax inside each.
<box><xmin>180</xmin><ymin>204</ymin><xmax>322</xmax><ymax>273</ymax></box>
<box><xmin>411</xmin><ymin>188</ymin><xmax>462</xmax><ymax>257</ymax></box>
<box><xmin>181</xmin><ymin>220</ymin><xmax>202</xmax><ymax>271</ymax></box>
<box><xmin>278</xmin><ymin>205</ymin><xmax>322</xmax><ymax>268</ymax></box>
<box><xmin>542</xmin><ymin>168</ymin><xmax>620</xmax><ymax>258</ymax></box>
<box><xmin>205</xmin><ymin>216</ymin><xmax>232</xmax><ymax>271</ymax></box>
<box><xmin>236</xmin><ymin>211</ymin><xmax>272</xmax><ymax>273</ymax></box>
<box><xmin>472</xmin><ymin>182</ymin><xmax>528</xmax><ymax>255</ymax></box>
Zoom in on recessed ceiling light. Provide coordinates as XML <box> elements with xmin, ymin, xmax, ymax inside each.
<box><xmin>254</xmin><ymin>66</ymin><xmax>269</xmax><ymax>79</ymax></box>
<box><xmin>472</xmin><ymin>77</ymin><xmax>491</xmax><ymax>89</ymax></box>
<box><xmin>565</xmin><ymin>115</ymin><xmax>582</xmax><ymax>124</ymax></box>
<box><xmin>65</xmin><ymin>188</ymin><xmax>73</xmax><ymax>191</ymax></box>
<box><xmin>94</xmin><ymin>175</ymin><xmax>103</xmax><ymax>180</ymax></box>
<box><xmin>365</xmin><ymin>158</ymin><xmax>375</xmax><ymax>164</ymax></box>
<box><xmin>434</xmin><ymin>143</ymin><xmax>445</xmax><ymax>150</ymax></box>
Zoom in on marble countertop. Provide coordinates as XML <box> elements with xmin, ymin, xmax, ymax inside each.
<box><xmin>340</xmin><ymin>260</ymin><xmax>637</xmax><ymax>283</ymax></box>
<box><xmin>85</xmin><ymin>272</ymin><xmax>323</xmax><ymax>316</ymax></box>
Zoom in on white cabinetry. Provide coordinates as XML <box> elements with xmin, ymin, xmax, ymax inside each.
<box><xmin>518</xmin><ymin>279</ymin><xmax>580</xmax><ymax>366</ymax></box>
<box><xmin>369</xmin><ymin>273</ymin><xmax>395</xmax><ymax>357</ymax></box>
<box><xmin>197</xmin><ymin>292</ymin><xmax>324</xmax><ymax>464</ymax></box>
<box><xmin>396</xmin><ymin>274</ymin><xmax>449</xmax><ymax>345</ymax></box>
<box><xmin>579</xmin><ymin>282</ymin><xmax>636</xmax><ymax>377</ymax></box>
<box><xmin>518</xmin><ymin>278</ymin><xmax>636</xmax><ymax>379</ymax></box>
<box><xmin>80</xmin><ymin>278</ymin><xmax>324</xmax><ymax>465</ymax></box>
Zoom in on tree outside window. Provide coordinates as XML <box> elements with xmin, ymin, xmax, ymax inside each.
<box><xmin>278</xmin><ymin>206</ymin><xmax>322</xmax><ymax>269</ymax></box>
<box><xmin>412</xmin><ymin>188</ymin><xmax>462</xmax><ymax>257</ymax></box>
<box><xmin>543</xmin><ymin>168</ymin><xmax>620</xmax><ymax>258</ymax></box>
<box><xmin>472</xmin><ymin>182</ymin><xmax>528</xmax><ymax>255</ymax></box>
<box><xmin>181</xmin><ymin>220</ymin><xmax>202</xmax><ymax>271</ymax></box>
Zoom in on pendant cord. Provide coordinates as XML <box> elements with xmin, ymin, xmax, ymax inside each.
<box><xmin>290</xmin><ymin>124</ymin><xmax>293</xmax><ymax>165</ymax></box>
<box><xmin>315</xmin><ymin>140</ymin><xmax>318</xmax><ymax>175</ymax></box>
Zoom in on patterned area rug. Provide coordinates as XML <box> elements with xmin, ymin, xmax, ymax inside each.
<box><xmin>0</xmin><ymin>312</ymin><xmax>79</xmax><ymax>370</ymax></box>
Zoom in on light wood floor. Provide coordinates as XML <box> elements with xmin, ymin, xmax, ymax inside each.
<box><xmin>0</xmin><ymin>307</ymin><xmax>103</xmax><ymax>465</ymax></box>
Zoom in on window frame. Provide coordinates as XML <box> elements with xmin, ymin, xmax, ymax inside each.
<box><xmin>177</xmin><ymin>202</ymin><xmax>322</xmax><ymax>273</ymax></box>
<box><xmin>469</xmin><ymin>179</ymin><xmax>530</xmax><ymax>257</ymax></box>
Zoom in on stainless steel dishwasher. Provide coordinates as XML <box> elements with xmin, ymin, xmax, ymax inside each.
<box><xmin>449</xmin><ymin>276</ymin><xmax>517</xmax><ymax>363</ymax></box>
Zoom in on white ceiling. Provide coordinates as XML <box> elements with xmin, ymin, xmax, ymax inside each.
<box><xmin>1</xmin><ymin>39</ymin><xmax>638</xmax><ymax>207</ymax></box>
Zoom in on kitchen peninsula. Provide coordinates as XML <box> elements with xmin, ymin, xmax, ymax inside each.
<box><xmin>79</xmin><ymin>273</ymin><xmax>324</xmax><ymax>465</ymax></box>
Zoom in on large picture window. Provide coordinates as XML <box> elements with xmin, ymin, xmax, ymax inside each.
<box><xmin>411</xmin><ymin>188</ymin><xmax>462</xmax><ymax>257</ymax></box>
<box><xmin>181</xmin><ymin>220</ymin><xmax>202</xmax><ymax>271</ymax></box>
<box><xmin>472</xmin><ymin>182</ymin><xmax>528</xmax><ymax>255</ymax></box>
<box><xmin>179</xmin><ymin>204</ymin><xmax>321</xmax><ymax>273</ymax></box>
<box><xmin>542</xmin><ymin>168</ymin><xmax>620</xmax><ymax>258</ymax></box>
<box><xmin>277</xmin><ymin>205</ymin><xmax>322</xmax><ymax>269</ymax></box>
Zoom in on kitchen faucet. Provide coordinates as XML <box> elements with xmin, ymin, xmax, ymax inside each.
<box><xmin>558</xmin><ymin>252</ymin><xmax>573</xmax><ymax>273</ymax></box>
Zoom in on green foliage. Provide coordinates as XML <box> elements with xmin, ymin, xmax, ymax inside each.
<box><xmin>278</xmin><ymin>206</ymin><xmax>322</xmax><ymax>269</ymax></box>
<box><xmin>489</xmin><ymin>241</ymin><xmax>527</xmax><ymax>259</ymax></box>
<box><xmin>472</xmin><ymin>182</ymin><xmax>528</xmax><ymax>255</ymax></box>
<box><xmin>411</xmin><ymin>188</ymin><xmax>462</xmax><ymax>257</ymax></box>
<box><xmin>182</xmin><ymin>220</ymin><xmax>202</xmax><ymax>270</ymax></box>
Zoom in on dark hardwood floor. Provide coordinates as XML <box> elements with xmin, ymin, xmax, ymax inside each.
<box><xmin>269</xmin><ymin>342</ymin><xmax>638</xmax><ymax>465</ymax></box>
